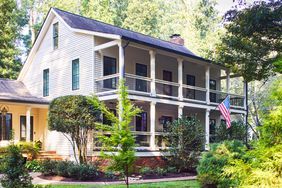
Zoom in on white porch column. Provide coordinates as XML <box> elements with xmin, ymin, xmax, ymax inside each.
<box><xmin>150</xmin><ymin>101</ymin><xmax>156</xmax><ymax>150</ymax></box>
<box><xmin>118</xmin><ymin>42</ymin><xmax>125</xmax><ymax>80</ymax></box>
<box><xmin>178</xmin><ymin>105</ymin><xmax>183</xmax><ymax>118</ymax></box>
<box><xmin>178</xmin><ymin>58</ymin><xmax>183</xmax><ymax>101</ymax></box>
<box><xmin>205</xmin><ymin>66</ymin><xmax>210</xmax><ymax>104</ymax></box>
<box><xmin>243</xmin><ymin>81</ymin><xmax>247</xmax><ymax>110</ymax></box>
<box><xmin>26</xmin><ymin>107</ymin><xmax>31</xmax><ymax>142</ymax></box>
<box><xmin>150</xmin><ymin>50</ymin><xmax>156</xmax><ymax>97</ymax></box>
<box><xmin>118</xmin><ymin>43</ymin><xmax>125</xmax><ymax>123</ymax></box>
<box><xmin>205</xmin><ymin>109</ymin><xmax>210</xmax><ymax>150</ymax></box>
<box><xmin>226</xmin><ymin>70</ymin><xmax>230</xmax><ymax>94</ymax></box>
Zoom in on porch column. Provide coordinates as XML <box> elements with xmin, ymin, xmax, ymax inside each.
<box><xmin>26</xmin><ymin>107</ymin><xmax>31</xmax><ymax>142</ymax></box>
<box><xmin>149</xmin><ymin>50</ymin><xmax>156</xmax><ymax>97</ymax></box>
<box><xmin>178</xmin><ymin>58</ymin><xmax>183</xmax><ymax>101</ymax></box>
<box><xmin>205</xmin><ymin>109</ymin><xmax>210</xmax><ymax>150</ymax></box>
<box><xmin>118</xmin><ymin>42</ymin><xmax>125</xmax><ymax>80</ymax></box>
<box><xmin>226</xmin><ymin>70</ymin><xmax>230</xmax><ymax>94</ymax></box>
<box><xmin>118</xmin><ymin>43</ymin><xmax>125</xmax><ymax>123</ymax></box>
<box><xmin>178</xmin><ymin>105</ymin><xmax>183</xmax><ymax>118</ymax></box>
<box><xmin>150</xmin><ymin>101</ymin><xmax>156</xmax><ymax>150</ymax></box>
<box><xmin>205</xmin><ymin>66</ymin><xmax>210</xmax><ymax>104</ymax></box>
<box><xmin>243</xmin><ymin>81</ymin><xmax>247</xmax><ymax>110</ymax></box>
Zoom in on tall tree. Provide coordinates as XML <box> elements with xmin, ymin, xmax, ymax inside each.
<box><xmin>0</xmin><ymin>0</ymin><xmax>26</xmax><ymax>79</ymax></box>
<box><xmin>123</xmin><ymin>0</ymin><xmax>162</xmax><ymax>37</ymax></box>
<box><xmin>216</xmin><ymin>0</ymin><xmax>282</xmax><ymax>82</ymax></box>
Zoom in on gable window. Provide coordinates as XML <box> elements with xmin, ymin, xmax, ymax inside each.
<box><xmin>0</xmin><ymin>113</ymin><xmax>12</xmax><ymax>140</ymax></box>
<box><xmin>103</xmin><ymin>56</ymin><xmax>117</xmax><ymax>89</ymax></box>
<box><xmin>20</xmin><ymin>116</ymin><xmax>34</xmax><ymax>141</ymax></box>
<box><xmin>186</xmin><ymin>74</ymin><xmax>195</xmax><ymax>99</ymax></box>
<box><xmin>72</xmin><ymin>59</ymin><xmax>79</xmax><ymax>90</ymax></box>
<box><xmin>43</xmin><ymin>69</ymin><xmax>49</xmax><ymax>97</ymax></box>
<box><xmin>53</xmin><ymin>22</ymin><xmax>59</xmax><ymax>49</ymax></box>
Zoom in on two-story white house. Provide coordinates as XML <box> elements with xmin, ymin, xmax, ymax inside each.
<box><xmin>0</xmin><ymin>8</ymin><xmax>246</xmax><ymax>159</ymax></box>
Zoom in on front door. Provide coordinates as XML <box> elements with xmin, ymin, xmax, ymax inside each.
<box><xmin>20</xmin><ymin>116</ymin><xmax>34</xmax><ymax>141</ymax></box>
<box><xmin>136</xmin><ymin>63</ymin><xmax>148</xmax><ymax>92</ymax></box>
<box><xmin>163</xmin><ymin>70</ymin><xmax>172</xmax><ymax>96</ymax></box>
<box><xmin>0</xmin><ymin>113</ymin><xmax>12</xmax><ymax>140</ymax></box>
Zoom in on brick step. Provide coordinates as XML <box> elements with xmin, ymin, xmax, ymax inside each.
<box><xmin>36</xmin><ymin>150</ymin><xmax>63</xmax><ymax>161</ymax></box>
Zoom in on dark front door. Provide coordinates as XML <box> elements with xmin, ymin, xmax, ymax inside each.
<box><xmin>136</xmin><ymin>63</ymin><xmax>148</xmax><ymax>92</ymax></box>
<box><xmin>103</xmin><ymin>56</ymin><xmax>117</xmax><ymax>89</ymax></box>
<box><xmin>186</xmin><ymin>75</ymin><xmax>196</xmax><ymax>99</ymax></box>
<box><xmin>163</xmin><ymin>70</ymin><xmax>172</xmax><ymax>96</ymax></box>
<box><xmin>20</xmin><ymin>116</ymin><xmax>34</xmax><ymax>141</ymax></box>
<box><xmin>0</xmin><ymin>113</ymin><xmax>12</xmax><ymax>140</ymax></box>
<box><xmin>210</xmin><ymin>79</ymin><xmax>217</xmax><ymax>102</ymax></box>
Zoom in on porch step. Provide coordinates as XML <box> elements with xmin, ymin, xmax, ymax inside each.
<box><xmin>36</xmin><ymin>151</ymin><xmax>63</xmax><ymax>161</ymax></box>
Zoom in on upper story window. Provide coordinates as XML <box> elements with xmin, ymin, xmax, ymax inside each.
<box><xmin>103</xmin><ymin>56</ymin><xmax>117</xmax><ymax>89</ymax></box>
<box><xmin>53</xmin><ymin>22</ymin><xmax>59</xmax><ymax>49</ymax></box>
<box><xmin>72</xmin><ymin>59</ymin><xmax>80</xmax><ymax>90</ymax></box>
<box><xmin>43</xmin><ymin>69</ymin><xmax>49</xmax><ymax>97</ymax></box>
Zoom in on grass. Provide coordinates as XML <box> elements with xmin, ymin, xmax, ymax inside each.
<box><xmin>50</xmin><ymin>180</ymin><xmax>200</xmax><ymax>188</ymax></box>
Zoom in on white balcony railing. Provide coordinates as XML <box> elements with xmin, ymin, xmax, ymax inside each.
<box><xmin>95</xmin><ymin>74</ymin><xmax>245</xmax><ymax>108</ymax></box>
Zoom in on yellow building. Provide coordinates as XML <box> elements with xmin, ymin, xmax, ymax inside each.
<box><xmin>0</xmin><ymin>78</ymin><xmax>48</xmax><ymax>148</ymax></box>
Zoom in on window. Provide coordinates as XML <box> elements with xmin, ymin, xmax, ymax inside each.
<box><xmin>53</xmin><ymin>22</ymin><xmax>59</xmax><ymax>49</ymax></box>
<box><xmin>210</xmin><ymin>79</ymin><xmax>217</xmax><ymax>102</ymax></box>
<box><xmin>20</xmin><ymin>116</ymin><xmax>34</xmax><ymax>141</ymax></box>
<box><xmin>72</xmin><ymin>59</ymin><xmax>79</xmax><ymax>90</ymax></box>
<box><xmin>186</xmin><ymin>75</ymin><xmax>195</xmax><ymax>99</ymax></box>
<box><xmin>103</xmin><ymin>56</ymin><xmax>117</xmax><ymax>89</ymax></box>
<box><xmin>163</xmin><ymin>70</ymin><xmax>172</xmax><ymax>96</ymax></box>
<box><xmin>0</xmin><ymin>113</ymin><xmax>12</xmax><ymax>140</ymax></box>
<box><xmin>136</xmin><ymin>63</ymin><xmax>148</xmax><ymax>92</ymax></box>
<box><xmin>136</xmin><ymin>112</ymin><xmax>147</xmax><ymax>131</ymax></box>
<box><xmin>43</xmin><ymin>69</ymin><xmax>49</xmax><ymax>97</ymax></box>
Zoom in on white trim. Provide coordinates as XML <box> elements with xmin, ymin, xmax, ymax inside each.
<box><xmin>93</xmin><ymin>40</ymin><xmax>120</xmax><ymax>51</ymax></box>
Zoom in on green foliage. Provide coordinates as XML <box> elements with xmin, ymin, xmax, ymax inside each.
<box><xmin>25</xmin><ymin>160</ymin><xmax>43</xmax><ymax>172</ymax></box>
<box><xmin>197</xmin><ymin>140</ymin><xmax>246</xmax><ymax>188</ymax></box>
<box><xmin>214</xmin><ymin>121</ymin><xmax>247</xmax><ymax>143</ymax></box>
<box><xmin>0</xmin><ymin>0</ymin><xmax>26</xmax><ymax>79</ymax></box>
<box><xmin>17</xmin><ymin>141</ymin><xmax>40</xmax><ymax>159</ymax></box>
<box><xmin>39</xmin><ymin>160</ymin><xmax>100</xmax><ymax>180</ymax></box>
<box><xmin>165</xmin><ymin>116</ymin><xmax>205</xmax><ymax>172</ymax></box>
<box><xmin>216</xmin><ymin>1</ymin><xmax>282</xmax><ymax>82</ymax></box>
<box><xmin>139</xmin><ymin>167</ymin><xmax>153</xmax><ymax>176</ymax></box>
<box><xmin>89</xmin><ymin>79</ymin><xmax>141</xmax><ymax>186</ymax></box>
<box><xmin>49</xmin><ymin>95</ymin><xmax>101</xmax><ymax>164</ymax></box>
<box><xmin>0</xmin><ymin>145</ymin><xmax>33</xmax><ymax>188</ymax></box>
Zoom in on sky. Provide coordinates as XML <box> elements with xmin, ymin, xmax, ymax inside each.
<box><xmin>216</xmin><ymin>0</ymin><xmax>257</xmax><ymax>14</ymax></box>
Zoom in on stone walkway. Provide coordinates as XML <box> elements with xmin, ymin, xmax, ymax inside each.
<box><xmin>31</xmin><ymin>173</ymin><xmax>197</xmax><ymax>185</ymax></box>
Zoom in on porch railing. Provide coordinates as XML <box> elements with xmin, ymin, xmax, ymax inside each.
<box><xmin>95</xmin><ymin>74</ymin><xmax>245</xmax><ymax>108</ymax></box>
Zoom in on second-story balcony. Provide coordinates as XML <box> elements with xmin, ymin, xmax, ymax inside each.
<box><xmin>93</xmin><ymin>39</ymin><xmax>245</xmax><ymax>109</ymax></box>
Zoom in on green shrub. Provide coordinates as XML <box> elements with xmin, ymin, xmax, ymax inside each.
<box><xmin>139</xmin><ymin>167</ymin><xmax>153</xmax><ymax>175</ymax></box>
<box><xmin>165</xmin><ymin>116</ymin><xmax>205</xmax><ymax>172</ymax></box>
<box><xmin>68</xmin><ymin>163</ymin><xmax>99</xmax><ymax>180</ymax></box>
<box><xmin>104</xmin><ymin>170</ymin><xmax>118</xmax><ymax>180</ymax></box>
<box><xmin>56</xmin><ymin>160</ymin><xmax>74</xmax><ymax>177</ymax></box>
<box><xmin>166</xmin><ymin>166</ymin><xmax>177</xmax><ymax>173</ymax></box>
<box><xmin>214</xmin><ymin>121</ymin><xmax>247</xmax><ymax>143</ymax></box>
<box><xmin>154</xmin><ymin>167</ymin><xmax>167</xmax><ymax>176</ymax></box>
<box><xmin>17</xmin><ymin>142</ymin><xmax>40</xmax><ymax>159</ymax></box>
<box><xmin>197</xmin><ymin>140</ymin><xmax>246</xmax><ymax>188</ymax></box>
<box><xmin>0</xmin><ymin>145</ymin><xmax>33</xmax><ymax>188</ymax></box>
<box><xmin>39</xmin><ymin>160</ymin><xmax>59</xmax><ymax>176</ymax></box>
<box><xmin>25</xmin><ymin>160</ymin><xmax>43</xmax><ymax>172</ymax></box>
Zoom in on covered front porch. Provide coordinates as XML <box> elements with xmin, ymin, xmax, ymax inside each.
<box><xmin>0</xmin><ymin>78</ymin><xmax>49</xmax><ymax>148</ymax></box>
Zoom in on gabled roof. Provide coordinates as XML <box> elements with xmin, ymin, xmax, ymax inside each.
<box><xmin>53</xmin><ymin>8</ymin><xmax>209</xmax><ymax>62</ymax></box>
<box><xmin>0</xmin><ymin>79</ymin><xmax>49</xmax><ymax>104</ymax></box>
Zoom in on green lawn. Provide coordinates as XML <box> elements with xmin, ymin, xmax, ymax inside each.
<box><xmin>50</xmin><ymin>180</ymin><xmax>200</xmax><ymax>188</ymax></box>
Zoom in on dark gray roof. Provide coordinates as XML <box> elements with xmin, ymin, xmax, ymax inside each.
<box><xmin>0</xmin><ymin>79</ymin><xmax>49</xmax><ymax>104</ymax></box>
<box><xmin>53</xmin><ymin>8</ymin><xmax>210</xmax><ymax>63</ymax></box>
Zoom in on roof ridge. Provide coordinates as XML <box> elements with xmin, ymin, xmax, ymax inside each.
<box><xmin>52</xmin><ymin>7</ymin><xmax>186</xmax><ymax>47</ymax></box>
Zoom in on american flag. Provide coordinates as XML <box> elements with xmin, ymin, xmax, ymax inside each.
<box><xmin>218</xmin><ymin>95</ymin><xmax>231</xmax><ymax>128</ymax></box>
